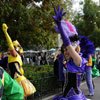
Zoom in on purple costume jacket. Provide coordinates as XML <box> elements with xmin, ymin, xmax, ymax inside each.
<box><xmin>53</xmin><ymin>53</ymin><xmax>87</xmax><ymax>100</ymax></box>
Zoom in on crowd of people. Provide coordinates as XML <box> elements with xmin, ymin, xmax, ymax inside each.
<box><xmin>24</xmin><ymin>51</ymin><xmax>54</xmax><ymax>66</ymax></box>
<box><xmin>0</xmin><ymin>6</ymin><xmax>100</xmax><ymax>100</ymax></box>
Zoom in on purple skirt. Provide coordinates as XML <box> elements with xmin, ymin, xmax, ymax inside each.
<box><xmin>52</xmin><ymin>92</ymin><xmax>87</xmax><ymax>100</ymax></box>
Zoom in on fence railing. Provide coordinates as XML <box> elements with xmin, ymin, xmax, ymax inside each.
<box><xmin>26</xmin><ymin>75</ymin><xmax>63</xmax><ymax>100</ymax></box>
<box><xmin>26</xmin><ymin>73</ymin><xmax>86</xmax><ymax>100</ymax></box>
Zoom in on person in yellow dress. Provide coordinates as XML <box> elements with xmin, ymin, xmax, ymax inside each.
<box><xmin>85</xmin><ymin>55</ymin><xmax>94</xmax><ymax>96</ymax></box>
<box><xmin>2</xmin><ymin>23</ymin><xmax>36</xmax><ymax>99</ymax></box>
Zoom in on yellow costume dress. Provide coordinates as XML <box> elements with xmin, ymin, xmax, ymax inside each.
<box><xmin>2</xmin><ymin>23</ymin><xmax>36</xmax><ymax>98</ymax></box>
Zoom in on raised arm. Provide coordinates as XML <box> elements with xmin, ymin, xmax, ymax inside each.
<box><xmin>52</xmin><ymin>6</ymin><xmax>81</xmax><ymax>66</ymax></box>
<box><xmin>2</xmin><ymin>23</ymin><xmax>17</xmax><ymax>57</ymax></box>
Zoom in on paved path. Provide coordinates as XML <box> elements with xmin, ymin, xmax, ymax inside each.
<box><xmin>81</xmin><ymin>76</ymin><xmax>100</xmax><ymax>100</ymax></box>
<box><xmin>43</xmin><ymin>76</ymin><xmax>100</xmax><ymax>100</ymax></box>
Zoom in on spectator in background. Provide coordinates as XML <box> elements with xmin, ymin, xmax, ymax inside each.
<box><xmin>37</xmin><ymin>53</ymin><xmax>41</xmax><ymax>66</ymax></box>
<box><xmin>45</xmin><ymin>52</ymin><xmax>50</xmax><ymax>65</ymax></box>
<box><xmin>92</xmin><ymin>54</ymin><xmax>96</xmax><ymax>68</ymax></box>
<box><xmin>97</xmin><ymin>56</ymin><xmax>100</xmax><ymax>71</ymax></box>
<box><xmin>41</xmin><ymin>53</ymin><xmax>46</xmax><ymax>65</ymax></box>
<box><xmin>92</xmin><ymin>53</ymin><xmax>100</xmax><ymax>78</ymax></box>
<box><xmin>0</xmin><ymin>49</ymin><xmax>11</xmax><ymax>72</ymax></box>
<box><xmin>1</xmin><ymin>52</ymin><xmax>5</xmax><ymax>60</ymax></box>
<box><xmin>26</xmin><ymin>58</ymin><xmax>30</xmax><ymax>64</ymax></box>
<box><xmin>85</xmin><ymin>55</ymin><xmax>94</xmax><ymax>96</ymax></box>
<box><xmin>0</xmin><ymin>56</ymin><xmax>8</xmax><ymax>71</ymax></box>
<box><xmin>54</xmin><ymin>54</ymin><xmax>59</xmax><ymax>79</ymax></box>
<box><xmin>91</xmin><ymin>54</ymin><xmax>97</xmax><ymax>89</ymax></box>
<box><xmin>97</xmin><ymin>52</ymin><xmax>100</xmax><ymax>68</ymax></box>
<box><xmin>32</xmin><ymin>54</ymin><xmax>36</xmax><ymax>66</ymax></box>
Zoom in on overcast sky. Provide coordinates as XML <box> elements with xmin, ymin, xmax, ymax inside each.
<box><xmin>33</xmin><ymin>0</ymin><xmax>99</xmax><ymax>12</ymax></box>
<box><xmin>72</xmin><ymin>0</ymin><xmax>99</xmax><ymax>12</ymax></box>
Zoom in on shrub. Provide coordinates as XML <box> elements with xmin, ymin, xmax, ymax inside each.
<box><xmin>23</xmin><ymin>64</ymin><xmax>54</xmax><ymax>80</ymax></box>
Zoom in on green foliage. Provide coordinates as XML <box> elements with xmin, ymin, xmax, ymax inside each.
<box><xmin>73</xmin><ymin>0</ymin><xmax>100</xmax><ymax>47</ymax></box>
<box><xmin>23</xmin><ymin>64</ymin><xmax>54</xmax><ymax>80</ymax></box>
<box><xmin>0</xmin><ymin>0</ymin><xmax>73</xmax><ymax>51</ymax></box>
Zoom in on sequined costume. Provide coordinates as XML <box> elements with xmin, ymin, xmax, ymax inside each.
<box><xmin>53</xmin><ymin>53</ymin><xmax>87</xmax><ymax>100</ymax></box>
<box><xmin>2</xmin><ymin>23</ymin><xmax>36</xmax><ymax>98</ymax></box>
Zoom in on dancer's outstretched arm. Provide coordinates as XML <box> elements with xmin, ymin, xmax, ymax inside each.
<box><xmin>52</xmin><ymin>6</ymin><xmax>81</xmax><ymax>66</ymax></box>
<box><xmin>2</xmin><ymin>23</ymin><xmax>17</xmax><ymax>57</ymax></box>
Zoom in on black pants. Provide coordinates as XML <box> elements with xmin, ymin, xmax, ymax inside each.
<box><xmin>63</xmin><ymin>72</ymin><xmax>79</xmax><ymax>97</ymax></box>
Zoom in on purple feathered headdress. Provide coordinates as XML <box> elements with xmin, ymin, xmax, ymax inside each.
<box><xmin>79</xmin><ymin>35</ymin><xmax>95</xmax><ymax>59</ymax></box>
<box><xmin>55</xmin><ymin>20</ymin><xmax>78</xmax><ymax>37</ymax></box>
<box><xmin>55</xmin><ymin>20</ymin><xmax>80</xmax><ymax>46</ymax></box>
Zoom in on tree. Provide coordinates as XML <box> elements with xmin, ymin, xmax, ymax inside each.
<box><xmin>73</xmin><ymin>0</ymin><xmax>100</xmax><ymax>47</ymax></box>
<box><xmin>0</xmin><ymin>0</ymin><xmax>73</xmax><ymax>51</ymax></box>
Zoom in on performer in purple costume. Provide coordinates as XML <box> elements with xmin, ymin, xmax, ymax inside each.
<box><xmin>52</xmin><ymin>6</ymin><xmax>93</xmax><ymax>100</ymax></box>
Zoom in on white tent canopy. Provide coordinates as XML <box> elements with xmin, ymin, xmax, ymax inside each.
<box><xmin>96</xmin><ymin>47</ymin><xmax>100</xmax><ymax>51</ymax></box>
